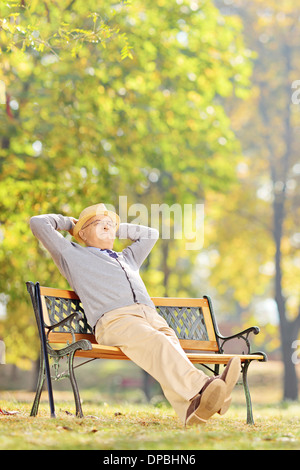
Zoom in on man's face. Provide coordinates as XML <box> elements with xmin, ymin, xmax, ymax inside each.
<box><xmin>79</xmin><ymin>214</ymin><xmax>117</xmax><ymax>249</ymax></box>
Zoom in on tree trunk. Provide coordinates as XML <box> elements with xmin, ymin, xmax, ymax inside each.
<box><xmin>273</xmin><ymin>196</ymin><xmax>299</xmax><ymax>401</ymax></box>
<box><xmin>279</xmin><ymin>321</ymin><xmax>299</xmax><ymax>401</ymax></box>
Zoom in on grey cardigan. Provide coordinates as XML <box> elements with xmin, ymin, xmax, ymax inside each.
<box><xmin>30</xmin><ymin>214</ymin><xmax>159</xmax><ymax>328</ymax></box>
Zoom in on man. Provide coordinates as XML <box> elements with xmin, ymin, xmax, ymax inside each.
<box><xmin>30</xmin><ymin>203</ymin><xmax>240</xmax><ymax>425</ymax></box>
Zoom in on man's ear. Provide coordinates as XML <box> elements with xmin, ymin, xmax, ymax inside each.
<box><xmin>79</xmin><ymin>230</ymin><xmax>86</xmax><ymax>242</ymax></box>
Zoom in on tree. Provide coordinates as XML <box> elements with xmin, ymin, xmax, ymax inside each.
<box><xmin>0</xmin><ymin>0</ymin><xmax>134</xmax><ymax>366</ymax></box>
<box><xmin>213</xmin><ymin>0</ymin><xmax>300</xmax><ymax>401</ymax></box>
<box><xmin>0</xmin><ymin>0</ymin><xmax>252</xmax><ymax>366</ymax></box>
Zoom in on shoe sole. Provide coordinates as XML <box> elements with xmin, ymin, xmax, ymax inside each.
<box><xmin>218</xmin><ymin>357</ymin><xmax>241</xmax><ymax>415</ymax></box>
<box><xmin>186</xmin><ymin>379</ymin><xmax>226</xmax><ymax>426</ymax></box>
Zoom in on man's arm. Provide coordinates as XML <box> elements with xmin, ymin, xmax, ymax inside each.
<box><xmin>30</xmin><ymin>214</ymin><xmax>75</xmax><ymax>271</ymax></box>
<box><xmin>117</xmin><ymin>223</ymin><xmax>159</xmax><ymax>268</ymax></box>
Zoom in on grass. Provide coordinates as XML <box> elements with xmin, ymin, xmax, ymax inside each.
<box><xmin>0</xmin><ymin>399</ymin><xmax>300</xmax><ymax>450</ymax></box>
<box><xmin>0</xmin><ymin>361</ymin><xmax>300</xmax><ymax>450</ymax></box>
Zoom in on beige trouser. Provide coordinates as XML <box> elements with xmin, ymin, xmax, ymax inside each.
<box><xmin>94</xmin><ymin>303</ymin><xmax>209</xmax><ymax>423</ymax></box>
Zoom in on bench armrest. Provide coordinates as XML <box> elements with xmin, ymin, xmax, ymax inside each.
<box><xmin>203</xmin><ymin>295</ymin><xmax>261</xmax><ymax>355</ymax></box>
<box><xmin>46</xmin><ymin>311</ymin><xmax>83</xmax><ymax>344</ymax></box>
<box><xmin>217</xmin><ymin>325</ymin><xmax>260</xmax><ymax>341</ymax></box>
<box><xmin>216</xmin><ymin>326</ymin><xmax>260</xmax><ymax>355</ymax></box>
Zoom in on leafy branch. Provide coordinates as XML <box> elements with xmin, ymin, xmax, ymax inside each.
<box><xmin>0</xmin><ymin>3</ymin><xmax>133</xmax><ymax>60</ymax></box>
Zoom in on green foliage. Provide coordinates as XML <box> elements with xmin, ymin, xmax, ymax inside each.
<box><xmin>0</xmin><ymin>0</ymin><xmax>252</xmax><ymax>365</ymax></box>
<box><xmin>0</xmin><ymin>1</ymin><xmax>133</xmax><ymax>59</ymax></box>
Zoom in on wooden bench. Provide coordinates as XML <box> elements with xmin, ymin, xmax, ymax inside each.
<box><xmin>26</xmin><ymin>281</ymin><xmax>267</xmax><ymax>424</ymax></box>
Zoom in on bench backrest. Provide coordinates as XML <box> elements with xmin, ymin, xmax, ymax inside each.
<box><xmin>27</xmin><ymin>283</ymin><xmax>220</xmax><ymax>353</ymax></box>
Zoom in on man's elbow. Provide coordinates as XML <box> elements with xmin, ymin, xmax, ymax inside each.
<box><xmin>29</xmin><ymin>216</ymin><xmax>39</xmax><ymax>233</ymax></box>
<box><xmin>149</xmin><ymin>227</ymin><xmax>159</xmax><ymax>241</ymax></box>
<box><xmin>29</xmin><ymin>215</ymin><xmax>47</xmax><ymax>235</ymax></box>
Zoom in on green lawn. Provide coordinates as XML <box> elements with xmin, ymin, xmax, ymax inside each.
<box><xmin>0</xmin><ymin>399</ymin><xmax>300</xmax><ymax>450</ymax></box>
<box><xmin>0</xmin><ymin>401</ymin><xmax>300</xmax><ymax>450</ymax></box>
<box><xmin>1</xmin><ymin>361</ymin><xmax>299</xmax><ymax>450</ymax></box>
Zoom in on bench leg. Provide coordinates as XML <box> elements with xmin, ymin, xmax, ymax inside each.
<box><xmin>68</xmin><ymin>350</ymin><xmax>83</xmax><ymax>418</ymax></box>
<box><xmin>242</xmin><ymin>360</ymin><xmax>254</xmax><ymax>425</ymax></box>
<box><xmin>30</xmin><ymin>350</ymin><xmax>45</xmax><ymax>417</ymax></box>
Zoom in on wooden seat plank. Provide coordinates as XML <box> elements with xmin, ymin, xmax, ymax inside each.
<box><xmin>74</xmin><ymin>345</ymin><xmax>265</xmax><ymax>364</ymax></box>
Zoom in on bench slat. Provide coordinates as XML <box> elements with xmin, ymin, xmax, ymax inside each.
<box><xmin>39</xmin><ymin>287</ymin><xmax>211</xmax><ymax>307</ymax></box>
<box><xmin>48</xmin><ymin>332</ymin><xmax>219</xmax><ymax>352</ymax></box>
<box><xmin>47</xmin><ymin>333</ymin><xmax>265</xmax><ymax>363</ymax></box>
<box><xmin>74</xmin><ymin>345</ymin><xmax>265</xmax><ymax>364</ymax></box>
<box><xmin>40</xmin><ymin>286</ymin><xmax>80</xmax><ymax>299</ymax></box>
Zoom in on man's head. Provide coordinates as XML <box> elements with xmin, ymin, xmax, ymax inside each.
<box><xmin>79</xmin><ymin>214</ymin><xmax>117</xmax><ymax>249</ymax></box>
<box><xmin>73</xmin><ymin>203</ymin><xmax>120</xmax><ymax>249</ymax></box>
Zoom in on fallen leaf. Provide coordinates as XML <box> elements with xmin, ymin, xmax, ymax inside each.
<box><xmin>57</xmin><ymin>425</ymin><xmax>72</xmax><ymax>431</ymax></box>
<box><xmin>0</xmin><ymin>409</ymin><xmax>19</xmax><ymax>415</ymax></box>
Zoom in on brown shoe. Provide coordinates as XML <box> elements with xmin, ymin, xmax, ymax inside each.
<box><xmin>185</xmin><ymin>377</ymin><xmax>226</xmax><ymax>426</ymax></box>
<box><xmin>218</xmin><ymin>357</ymin><xmax>241</xmax><ymax>415</ymax></box>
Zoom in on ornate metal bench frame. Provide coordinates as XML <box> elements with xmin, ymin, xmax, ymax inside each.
<box><xmin>26</xmin><ymin>281</ymin><xmax>267</xmax><ymax>424</ymax></box>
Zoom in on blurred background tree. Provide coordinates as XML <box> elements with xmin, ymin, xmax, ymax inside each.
<box><xmin>213</xmin><ymin>0</ymin><xmax>300</xmax><ymax>401</ymax></box>
<box><xmin>0</xmin><ymin>0</ymin><xmax>253</xmax><ymax>370</ymax></box>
